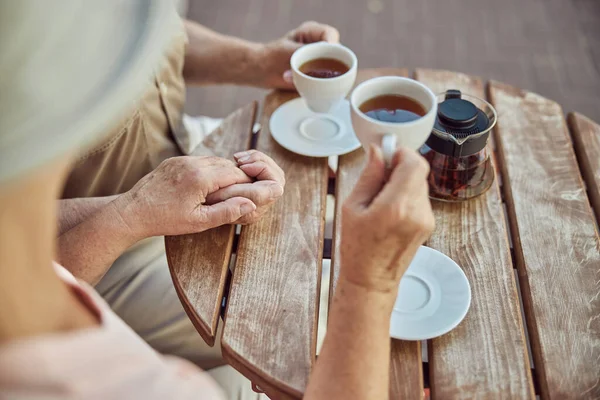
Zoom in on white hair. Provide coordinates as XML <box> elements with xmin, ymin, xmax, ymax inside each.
<box><xmin>0</xmin><ymin>0</ymin><xmax>173</xmax><ymax>184</ymax></box>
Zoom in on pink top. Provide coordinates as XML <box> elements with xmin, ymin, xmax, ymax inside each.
<box><xmin>0</xmin><ymin>264</ymin><xmax>225</xmax><ymax>400</ymax></box>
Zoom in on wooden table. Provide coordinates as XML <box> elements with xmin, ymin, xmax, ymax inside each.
<box><xmin>166</xmin><ymin>69</ymin><xmax>600</xmax><ymax>400</ymax></box>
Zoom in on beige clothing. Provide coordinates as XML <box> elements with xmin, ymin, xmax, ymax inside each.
<box><xmin>94</xmin><ymin>237</ymin><xmax>223</xmax><ymax>369</ymax></box>
<box><xmin>94</xmin><ymin>238</ymin><xmax>266</xmax><ymax>400</ymax></box>
<box><xmin>0</xmin><ymin>264</ymin><xmax>225</xmax><ymax>400</ymax></box>
<box><xmin>62</xmin><ymin>12</ymin><xmax>187</xmax><ymax>199</ymax></box>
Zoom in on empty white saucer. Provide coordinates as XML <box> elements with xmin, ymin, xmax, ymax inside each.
<box><xmin>390</xmin><ymin>246</ymin><xmax>471</xmax><ymax>341</ymax></box>
<box><xmin>269</xmin><ymin>98</ymin><xmax>361</xmax><ymax>157</ymax></box>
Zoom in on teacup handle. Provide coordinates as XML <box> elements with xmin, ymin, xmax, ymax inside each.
<box><xmin>381</xmin><ymin>134</ymin><xmax>397</xmax><ymax>167</ymax></box>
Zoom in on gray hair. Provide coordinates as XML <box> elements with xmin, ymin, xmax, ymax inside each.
<box><xmin>0</xmin><ymin>0</ymin><xmax>172</xmax><ymax>184</ymax></box>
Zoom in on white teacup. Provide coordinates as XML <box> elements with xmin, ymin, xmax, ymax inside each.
<box><xmin>291</xmin><ymin>42</ymin><xmax>358</xmax><ymax>113</ymax></box>
<box><xmin>350</xmin><ymin>76</ymin><xmax>437</xmax><ymax>163</ymax></box>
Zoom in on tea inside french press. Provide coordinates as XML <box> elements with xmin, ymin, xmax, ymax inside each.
<box><xmin>420</xmin><ymin>89</ymin><xmax>498</xmax><ymax>202</ymax></box>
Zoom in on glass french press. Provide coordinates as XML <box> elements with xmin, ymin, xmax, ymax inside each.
<box><xmin>420</xmin><ymin>89</ymin><xmax>498</xmax><ymax>202</ymax></box>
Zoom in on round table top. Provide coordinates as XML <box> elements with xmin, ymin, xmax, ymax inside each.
<box><xmin>165</xmin><ymin>68</ymin><xmax>600</xmax><ymax>400</ymax></box>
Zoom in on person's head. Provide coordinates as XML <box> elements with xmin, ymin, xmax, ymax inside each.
<box><xmin>0</xmin><ymin>0</ymin><xmax>172</xmax><ymax>191</ymax></box>
<box><xmin>0</xmin><ymin>0</ymin><xmax>174</xmax><ymax>226</ymax></box>
<box><xmin>0</xmin><ymin>0</ymin><xmax>173</xmax><ymax>297</ymax></box>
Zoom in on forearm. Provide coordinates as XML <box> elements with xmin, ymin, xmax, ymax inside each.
<box><xmin>57</xmin><ymin>196</ymin><xmax>142</xmax><ymax>286</ymax></box>
<box><xmin>58</xmin><ymin>195</ymin><xmax>119</xmax><ymax>235</ymax></box>
<box><xmin>183</xmin><ymin>20</ymin><xmax>264</xmax><ymax>86</ymax></box>
<box><xmin>305</xmin><ymin>277</ymin><xmax>396</xmax><ymax>400</ymax></box>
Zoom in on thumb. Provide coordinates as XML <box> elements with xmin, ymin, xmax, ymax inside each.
<box><xmin>279</xmin><ymin>40</ymin><xmax>303</xmax><ymax>90</ymax></box>
<box><xmin>283</xmin><ymin>70</ymin><xmax>294</xmax><ymax>86</ymax></box>
<box><xmin>193</xmin><ymin>197</ymin><xmax>256</xmax><ymax>229</ymax></box>
<box><xmin>347</xmin><ymin>145</ymin><xmax>386</xmax><ymax>208</ymax></box>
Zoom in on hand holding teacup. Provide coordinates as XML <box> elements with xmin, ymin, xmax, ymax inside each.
<box><xmin>268</xmin><ymin>42</ymin><xmax>360</xmax><ymax>156</ymax></box>
<box><xmin>340</xmin><ymin>145</ymin><xmax>435</xmax><ymax>293</ymax></box>
<box><xmin>291</xmin><ymin>41</ymin><xmax>357</xmax><ymax>114</ymax></box>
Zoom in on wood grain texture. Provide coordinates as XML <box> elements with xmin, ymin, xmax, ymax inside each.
<box><xmin>330</xmin><ymin>68</ymin><xmax>424</xmax><ymax>400</ymax></box>
<box><xmin>568</xmin><ymin>112</ymin><xmax>600</xmax><ymax>227</ymax></box>
<box><xmin>489</xmin><ymin>82</ymin><xmax>600</xmax><ymax>399</ymax></box>
<box><xmin>221</xmin><ymin>91</ymin><xmax>328</xmax><ymax>399</ymax></box>
<box><xmin>389</xmin><ymin>340</ymin><xmax>424</xmax><ymax>400</ymax></box>
<box><xmin>414</xmin><ymin>69</ymin><xmax>534</xmax><ymax>399</ymax></box>
<box><xmin>165</xmin><ymin>102</ymin><xmax>257</xmax><ymax>346</ymax></box>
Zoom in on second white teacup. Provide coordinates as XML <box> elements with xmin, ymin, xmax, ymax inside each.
<box><xmin>350</xmin><ymin>76</ymin><xmax>437</xmax><ymax>163</ymax></box>
<box><xmin>291</xmin><ymin>42</ymin><xmax>358</xmax><ymax>113</ymax></box>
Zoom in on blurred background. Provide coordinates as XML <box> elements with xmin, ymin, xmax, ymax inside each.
<box><xmin>184</xmin><ymin>0</ymin><xmax>600</xmax><ymax>122</ymax></box>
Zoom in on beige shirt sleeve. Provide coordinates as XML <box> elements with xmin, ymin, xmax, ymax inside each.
<box><xmin>62</xmin><ymin>9</ymin><xmax>189</xmax><ymax>199</ymax></box>
<box><xmin>0</xmin><ymin>264</ymin><xmax>225</xmax><ymax>400</ymax></box>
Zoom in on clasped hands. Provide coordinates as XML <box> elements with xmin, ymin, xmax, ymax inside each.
<box><xmin>113</xmin><ymin>150</ymin><xmax>285</xmax><ymax>240</ymax></box>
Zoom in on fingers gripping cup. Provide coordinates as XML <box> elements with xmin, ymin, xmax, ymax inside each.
<box><xmin>350</xmin><ymin>77</ymin><xmax>437</xmax><ymax>165</ymax></box>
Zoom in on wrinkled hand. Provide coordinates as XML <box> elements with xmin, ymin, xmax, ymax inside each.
<box><xmin>205</xmin><ymin>150</ymin><xmax>285</xmax><ymax>224</ymax></box>
<box><xmin>115</xmin><ymin>156</ymin><xmax>256</xmax><ymax>238</ymax></box>
<box><xmin>259</xmin><ymin>21</ymin><xmax>340</xmax><ymax>90</ymax></box>
<box><xmin>340</xmin><ymin>146</ymin><xmax>435</xmax><ymax>294</ymax></box>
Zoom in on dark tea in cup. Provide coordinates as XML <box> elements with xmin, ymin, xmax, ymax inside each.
<box><xmin>299</xmin><ymin>58</ymin><xmax>349</xmax><ymax>79</ymax></box>
<box><xmin>359</xmin><ymin>95</ymin><xmax>426</xmax><ymax>123</ymax></box>
<box><xmin>350</xmin><ymin>76</ymin><xmax>438</xmax><ymax>162</ymax></box>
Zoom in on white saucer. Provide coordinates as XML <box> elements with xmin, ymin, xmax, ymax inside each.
<box><xmin>390</xmin><ymin>246</ymin><xmax>471</xmax><ymax>341</ymax></box>
<box><xmin>269</xmin><ymin>98</ymin><xmax>361</xmax><ymax>157</ymax></box>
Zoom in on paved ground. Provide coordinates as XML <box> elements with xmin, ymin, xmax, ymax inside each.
<box><xmin>185</xmin><ymin>0</ymin><xmax>600</xmax><ymax>123</ymax></box>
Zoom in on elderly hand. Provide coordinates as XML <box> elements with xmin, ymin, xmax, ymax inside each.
<box><xmin>259</xmin><ymin>21</ymin><xmax>340</xmax><ymax>90</ymax></box>
<box><xmin>205</xmin><ymin>150</ymin><xmax>285</xmax><ymax>224</ymax></box>
<box><xmin>340</xmin><ymin>146</ymin><xmax>435</xmax><ymax>294</ymax></box>
<box><xmin>115</xmin><ymin>156</ymin><xmax>257</xmax><ymax>238</ymax></box>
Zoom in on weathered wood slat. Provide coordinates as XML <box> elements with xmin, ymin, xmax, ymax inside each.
<box><xmin>414</xmin><ymin>69</ymin><xmax>534</xmax><ymax>399</ymax></box>
<box><xmin>568</xmin><ymin>112</ymin><xmax>600</xmax><ymax>227</ymax></box>
<box><xmin>165</xmin><ymin>102</ymin><xmax>257</xmax><ymax>346</ymax></box>
<box><xmin>490</xmin><ymin>82</ymin><xmax>600</xmax><ymax>399</ymax></box>
<box><xmin>330</xmin><ymin>68</ymin><xmax>424</xmax><ymax>400</ymax></box>
<box><xmin>221</xmin><ymin>91</ymin><xmax>328</xmax><ymax>399</ymax></box>
<box><xmin>389</xmin><ymin>340</ymin><xmax>424</xmax><ymax>400</ymax></box>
